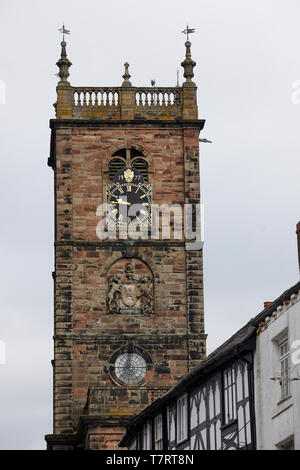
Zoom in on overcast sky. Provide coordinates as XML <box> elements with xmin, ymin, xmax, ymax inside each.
<box><xmin>0</xmin><ymin>0</ymin><xmax>299</xmax><ymax>450</ymax></box>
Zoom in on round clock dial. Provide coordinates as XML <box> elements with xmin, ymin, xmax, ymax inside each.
<box><xmin>107</xmin><ymin>168</ymin><xmax>151</xmax><ymax>229</ymax></box>
<box><xmin>114</xmin><ymin>352</ymin><xmax>147</xmax><ymax>385</ymax></box>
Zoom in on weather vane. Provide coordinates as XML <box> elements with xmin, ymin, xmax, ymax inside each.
<box><xmin>181</xmin><ymin>25</ymin><xmax>195</xmax><ymax>42</ymax></box>
<box><xmin>58</xmin><ymin>24</ymin><xmax>70</xmax><ymax>42</ymax></box>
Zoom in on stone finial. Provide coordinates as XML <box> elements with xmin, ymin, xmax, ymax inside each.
<box><xmin>122</xmin><ymin>62</ymin><xmax>132</xmax><ymax>87</ymax></box>
<box><xmin>181</xmin><ymin>41</ymin><xmax>196</xmax><ymax>87</ymax></box>
<box><xmin>56</xmin><ymin>41</ymin><xmax>72</xmax><ymax>86</ymax></box>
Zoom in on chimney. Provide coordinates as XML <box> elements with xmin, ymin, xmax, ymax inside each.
<box><xmin>297</xmin><ymin>221</ymin><xmax>300</xmax><ymax>274</ymax></box>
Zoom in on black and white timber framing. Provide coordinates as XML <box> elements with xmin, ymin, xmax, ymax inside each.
<box><xmin>119</xmin><ymin>280</ymin><xmax>300</xmax><ymax>451</ymax></box>
<box><xmin>120</xmin><ymin>324</ymin><xmax>257</xmax><ymax>450</ymax></box>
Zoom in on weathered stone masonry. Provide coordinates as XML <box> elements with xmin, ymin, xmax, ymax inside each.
<box><xmin>45</xmin><ymin>38</ymin><xmax>206</xmax><ymax>450</ymax></box>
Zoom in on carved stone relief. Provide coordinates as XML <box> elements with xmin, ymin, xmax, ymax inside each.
<box><xmin>106</xmin><ymin>259</ymin><xmax>153</xmax><ymax>315</ymax></box>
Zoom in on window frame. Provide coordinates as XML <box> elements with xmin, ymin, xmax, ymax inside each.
<box><xmin>154</xmin><ymin>414</ymin><xmax>163</xmax><ymax>450</ymax></box>
<box><xmin>141</xmin><ymin>421</ymin><xmax>152</xmax><ymax>450</ymax></box>
<box><xmin>279</xmin><ymin>338</ymin><xmax>290</xmax><ymax>400</ymax></box>
<box><xmin>176</xmin><ymin>394</ymin><xmax>188</xmax><ymax>444</ymax></box>
<box><xmin>222</xmin><ymin>364</ymin><xmax>237</xmax><ymax>426</ymax></box>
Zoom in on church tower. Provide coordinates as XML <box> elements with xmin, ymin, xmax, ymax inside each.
<box><xmin>45</xmin><ymin>32</ymin><xmax>206</xmax><ymax>450</ymax></box>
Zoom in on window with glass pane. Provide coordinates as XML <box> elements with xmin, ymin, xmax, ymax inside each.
<box><xmin>279</xmin><ymin>339</ymin><xmax>290</xmax><ymax>399</ymax></box>
<box><xmin>223</xmin><ymin>365</ymin><xmax>237</xmax><ymax>424</ymax></box>
<box><xmin>141</xmin><ymin>421</ymin><xmax>151</xmax><ymax>450</ymax></box>
<box><xmin>177</xmin><ymin>395</ymin><xmax>188</xmax><ymax>443</ymax></box>
<box><xmin>154</xmin><ymin>415</ymin><xmax>163</xmax><ymax>450</ymax></box>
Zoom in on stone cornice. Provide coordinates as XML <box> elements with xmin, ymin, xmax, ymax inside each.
<box><xmin>54</xmin><ymin>333</ymin><xmax>207</xmax><ymax>341</ymax></box>
<box><xmin>54</xmin><ymin>239</ymin><xmax>186</xmax><ymax>247</ymax></box>
<box><xmin>49</xmin><ymin>118</ymin><xmax>205</xmax><ymax>130</ymax></box>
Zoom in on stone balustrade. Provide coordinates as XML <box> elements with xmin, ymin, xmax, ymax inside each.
<box><xmin>73</xmin><ymin>87</ymin><xmax>120</xmax><ymax>107</ymax></box>
<box><xmin>135</xmin><ymin>88</ymin><xmax>180</xmax><ymax>107</ymax></box>
<box><xmin>56</xmin><ymin>85</ymin><xmax>194</xmax><ymax>120</ymax></box>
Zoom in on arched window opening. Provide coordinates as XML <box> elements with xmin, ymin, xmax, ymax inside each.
<box><xmin>109</xmin><ymin>148</ymin><xmax>149</xmax><ymax>182</ymax></box>
<box><xmin>131</xmin><ymin>158</ymin><xmax>148</xmax><ymax>182</ymax></box>
<box><xmin>109</xmin><ymin>158</ymin><xmax>126</xmax><ymax>182</ymax></box>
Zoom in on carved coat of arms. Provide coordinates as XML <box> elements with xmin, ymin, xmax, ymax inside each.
<box><xmin>107</xmin><ymin>263</ymin><xmax>153</xmax><ymax>315</ymax></box>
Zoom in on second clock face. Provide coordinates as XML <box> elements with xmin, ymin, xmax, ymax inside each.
<box><xmin>107</xmin><ymin>168</ymin><xmax>151</xmax><ymax>229</ymax></box>
<box><xmin>115</xmin><ymin>352</ymin><xmax>147</xmax><ymax>385</ymax></box>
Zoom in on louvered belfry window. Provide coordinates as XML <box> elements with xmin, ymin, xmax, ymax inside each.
<box><xmin>131</xmin><ymin>158</ymin><xmax>148</xmax><ymax>181</ymax></box>
<box><xmin>108</xmin><ymin>158</ymin><xmax>126</xmax><ymax>181</ymax></box>
<box><xmin>109</xmin><ymin>148</ymin><xmax>148</xmax><ymax>182</ymax></box>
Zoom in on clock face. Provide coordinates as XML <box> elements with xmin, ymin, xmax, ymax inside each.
<box><xmin>106</xmin><ymin>168</ymin><xmax>151</xmax><ymax>229</ymax></box>
<box><xmin>114</xmin><ymin>352</ymin><xmax>147</xmax><ymax>385</ymax></box>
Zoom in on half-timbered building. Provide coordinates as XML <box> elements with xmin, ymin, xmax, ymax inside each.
<box><xmin>120</xmin><ymin>235</ymin><xmax>300</xmax><ymax>451</ymax></box>
<box><xmin>119</xmin><ymin>321</ymin><xmax>257</xmax><ymax>450</ymax></box>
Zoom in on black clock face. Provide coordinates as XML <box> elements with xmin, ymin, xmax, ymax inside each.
<box><xmin>106</xmin><ymin>168</ymin><xmax>151</xmax><ymax>229</ymax></box>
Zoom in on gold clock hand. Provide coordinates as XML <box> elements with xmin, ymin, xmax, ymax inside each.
<box><xmin>111</xmin><ymin>199</ymin><xmax>131</xmax><ymax>206</ymax></box>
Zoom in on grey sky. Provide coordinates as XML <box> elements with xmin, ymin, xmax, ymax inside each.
<box><xmin>0</xmin><ymin>0</ymin><xmax>299</xmax><ymax>449</ymax></box>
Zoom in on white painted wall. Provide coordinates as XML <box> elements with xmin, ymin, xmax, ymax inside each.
<box><xmin>254</xmin><ymin>290</ymin><xmax>300</xmax><ymax>449</ymax></box>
